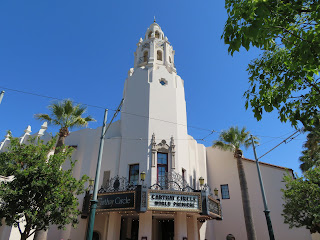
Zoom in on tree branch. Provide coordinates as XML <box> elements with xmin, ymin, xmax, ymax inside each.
<box><xmin>17</xmin><ymin>222</ymin><xmax>22</xmax><ymax>235</ymax></box>
<box><xmin>303</xmin><ymin>78</ymin><xmax>320</xmax><ymax>95</ymax></box>
<box><xmin>28</xmin><ymin>229</ymin><xmax>37</xmax><ymax>238</ymax></box>
<box><xmin>275</xmin><ymin>26</ymin><xmax>311</xmax><ymax>44</ymax></box>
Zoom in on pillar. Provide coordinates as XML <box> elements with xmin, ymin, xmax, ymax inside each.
<box><xmin>93</xmin><ymin>213</ymin><xmax>109</xmax><ymax>240</ymax></box>
<box><xmin>152</xmin><ymin>218</ymin><xmax>158</xmax><ymax>240</ymax></box>
<box><xmin>187</xmin><ymin>215</ymin><xmax>199</xmax><ymax>240</ymax></box>
<box><xmin>59</xmin><ymin>224</ymin><xmax>71</xmax><ymax>240</ymax></box>
<box><xmin>126</xmin><ymin>218</ymin><xmax>132</xmax><ymax>239</ymax></box>
<box><xmin>138</xmin><ymin>211</ymin><xmax>152</xmax><ymax>240</ymax></box>
<box><xmin>174</xmin><ymin>212</ymin><xmax>187</xmax><ymax>240</ymax></box>
<box><xmin>107</xmin><ymin>212</ymin><xmax>121</xmax><ymax>240</ymax></box>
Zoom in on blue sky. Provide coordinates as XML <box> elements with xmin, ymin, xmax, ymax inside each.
<box><xmin>0</xmin><ymin>1</ymin><xmax>306</xmax><ymax>175</ymax></box>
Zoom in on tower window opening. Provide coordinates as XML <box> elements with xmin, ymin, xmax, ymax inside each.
<box><xmin>155</xmin><ymin>31</ymin><xmax>160</xmax><ymax>38</ymax></box>
<box><xmin>169</xmin><ymin>56</ymin><xmax>172</xmax><ymax>63</ymax></box>
<box><xmin>148</xmin><ymin>31</ymin><xmax>152</xmax><ymax>39</ymax></box>
<box><xmin>157</xmin><ymin>50</ymin><xmax>162</xmax><ymax>61</ymax></box>
<box><xmin>143</xmin><ymin>51</ymin><xmax>148</xmax><ymax>62</ymax></box>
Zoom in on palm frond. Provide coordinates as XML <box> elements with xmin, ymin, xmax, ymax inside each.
<box><xmin>212</xmin><ymin>140</ymin><xmax>234</xmax><ymax>152</ymax></box>
<box><xmin>73</xmin><ymin>105</ymin><xmax>87</xmax><ymax>117</ymax></box>
<box><xmin>63</xmin><ymin>99</ymin><xmax>74</xmax><ymax>116</ymax></box>
<box><xmin>212</xmin><ymin>126</ymin><xmax>259</xmax><ymax>153</ymax></box>
<box><xmin>34</xmin><ymin>114</ymin><xmax>53</xmax><ymax>124</ymax></box>
<box><xmin>35</xmin><ymin>99</ymin><xmax>95</xmax><ymax>131</ymax></box>
<box><xmin>49</xmin><ymin>103</ymin><xmax>64</xmax><ymax>120</ymax></box>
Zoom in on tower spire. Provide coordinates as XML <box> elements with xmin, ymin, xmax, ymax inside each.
<box><xmin>154</xmin><ymin>16</ymin><xmax>156</xmax><ymax>23</ymax></box>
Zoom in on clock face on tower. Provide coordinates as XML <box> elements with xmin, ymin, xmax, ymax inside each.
<box><xmin>159</xmin><ymin>78</ymin><xmax>167</xmax><ymax>86</ymax></box>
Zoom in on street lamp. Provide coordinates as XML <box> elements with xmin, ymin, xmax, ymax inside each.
<box><xmin>199</xmin><ymin>177</ymin><xmax>204</xmax><ymax>187</ymax></box>
<box><xmin>140</xmin><ymin>171</ymin><xmax>146</xmax><ymax>183</ymax></box>
<box><xmin>214</xmin><ymin>188</ymin><xmax>219</xmax><ymax>198</ymax></box>
<box><xmin>88</xmin><ymin>179</ymin><xmax>94</xmax><ymax>192</ymax></box>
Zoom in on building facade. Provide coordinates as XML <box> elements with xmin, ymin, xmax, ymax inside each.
<box><xmin>0</xmin><ymin>21</ymin><xmax>314</xmax><ymax>240</ymax></box>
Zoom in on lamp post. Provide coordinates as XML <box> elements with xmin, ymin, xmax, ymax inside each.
<box><xmin>85</xmin><ymin>109</ymin><xmax>108</xmax><ymax>240</ymax></box>
<box><xmin>251</xmin><ymin>135</ymin><xmax>275</xmax><ymax>240</ymax></box>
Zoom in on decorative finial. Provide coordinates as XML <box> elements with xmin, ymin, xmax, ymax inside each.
<box><xmin>154</xmin><ymin>16</ymin><xmax>156</xmax><ymax>23</ymax></box>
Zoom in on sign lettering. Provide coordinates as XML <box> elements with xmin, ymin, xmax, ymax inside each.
<box><xmin>148</xmin><ymin>190</ymin><xmax>201</xmax><ymax>212</ymax></box>
<box><xmin>97</xmin><ymin>192</ymin><xmax>135</xmax><ymax>211</ymax></box>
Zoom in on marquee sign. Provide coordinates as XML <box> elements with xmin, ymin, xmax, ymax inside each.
<box><xmin>207</xmin><ymin>196</ymin><xmax>222</xmax><ymax>219</ymax></box>
<box><xmin>97</xmin><ymin>191</ymin><xmax>136</xmax><ymax>211</ymax></box>
<box><xmin>148</xmin><ymin>190</ymin><xmax>201</xmax><ymax>212</ymax></box>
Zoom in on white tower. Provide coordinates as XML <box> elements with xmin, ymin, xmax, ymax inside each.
<box><xmin>119</xmin><ymin>21</ymin><xmax>192</xmax><ymax>186</ymax></box>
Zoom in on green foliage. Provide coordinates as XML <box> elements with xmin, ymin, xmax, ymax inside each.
<box><xmin>35</xmin><ymin>99</ymin><xmax>96</xmax><ymax>130</ymax></box>
<box><xmin>0</xmin><ymin>137</ymin><xmax>88</xmax><ymax>239</ymax></box>
<box><xmin>282</xmin><ymin>167</ymin><xmax>320</xmax><ymax>233</ymax></box>
<box><xmin>212</xmin><ymin>126</ymin><xmax>259</xmax><ymax>152</ymax></box>
<box><xmin>223</xmin><ymin>0</ymin><xmax>320</xmax><ymax>128</ymax></box>
<box><xmin>299</xmin><ymin>119</ymin><xmax>320</xmax><ymax>172</ymax></box>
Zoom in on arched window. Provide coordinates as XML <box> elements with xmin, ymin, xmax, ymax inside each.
<box><xmin>148</xmin><ymin>31</ymin><xmax>152</xmax><ymax>39</ymax></box>
<box><xmin>157</xmin><ymin>50</ymin><xmax>162</xmax><ymax>61</ymax></box>
<box><xmin>169</xmin><ymin>56</ymin><xmax>172</xmax><ymax>63</ymax></box>
<box><xmin>143</xmin><ymin>51</ymin><xmax>148</xmax><ymax>62</ymax></box>
<box><xmin>155</xmin><ymin>31</ymin><xmax>160</xmax><ymax>38</ymax></box>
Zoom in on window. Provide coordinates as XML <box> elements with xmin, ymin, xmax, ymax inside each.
<box><xmin>102</xmin><ymin>171</ymin><xmax>110</xmax><ymax>188</ymax></box>
<box><xmin>143</xmin><ymin>51</ymin><xmax>148</xmax><ymax>62</ymax></box>
<box><xmin>157</xmin><ymin>50</ymin><xmax>162</xmax><ymax>61</ymax></box>
<box><xmin>169</xmin><ymin>56</ymin><xmax>172</xmax><ymax>63</ymax></box>
<box><xmin>221</xmin><ymin>184</ymin><xmax>230</xmax><ymax>199</ymax></box>
<box><xmin>129</xmin><ymin>164</ymin><xmax>139</xmax><ymax>185</ymax></box>
<box><xmin>155</xmin><ymin>31</ymin><xmax>160</xmax><ymax>38</ymax></box>
<box><xmin>157</xmin><ymin>153</ymin><xmax>168</xmax><ymax>188</ymax></box>
<box><xmin>148</xmin><ymin>31</ymin><xmax>152</xmax><ymax>39</ymax></box>
<box><xmin>182</xmin><ymin>168</ymin><xmax>186</xmax><ymax>184</ymax></box>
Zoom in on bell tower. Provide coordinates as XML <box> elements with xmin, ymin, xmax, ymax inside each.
<box><xmin>119</xmin><ymin>21</ymin><xmax>189</xmax><ymax>186</ymax></box>
<box><xmin>133</xmin><ymin>20</ymin><xmax>176</xmax><ymax>73</ymax></box>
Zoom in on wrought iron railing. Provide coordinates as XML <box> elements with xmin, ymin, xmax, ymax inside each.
<box><xmin>150</xmin><ymin>171</ymin><xmax>195</xmax><ymax>192</ymax></box>
<box><xmin>98</xmin><ymin>176</ymin><xmax>137</xmax><ymax>193</ymax></box>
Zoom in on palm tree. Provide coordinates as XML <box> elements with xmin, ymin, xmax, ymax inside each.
<box><xmin>213</xmin><ymin>126</ymin><xmax>258</xmax><ymax>240</ymax></box>
<box><xmin>35</xmin><ymin>99</ymin><xmax>96</xmax><ymax>154</ymax></box>
<box><xmin>299</xmin><ymin>121</ymin><xmax>320</xmax><ymax>172</ymax></box>
<box><xmin>33</xmin><ymin>99</ymin><xmax>95</xmax><ymax>240</ymax></box>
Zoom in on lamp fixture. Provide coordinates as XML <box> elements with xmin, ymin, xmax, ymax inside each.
<box><xmin>214</xmin><ymin>188</ymin><xmax>219</xmax><ymax>197</ymax></box>
<box><xmin>199</xmin><ymin>177</ymin><xmax>204</xmax><ymax>186</ymax></box>
<box><xmin>89</xmin><ymin>179</ymin><xmax>94</xmax><ymax>189</ymax></box>
<box><xmin>140</xmin><ymin>171</ymin><xmax>146</xmax><ymax>182</ymax></box>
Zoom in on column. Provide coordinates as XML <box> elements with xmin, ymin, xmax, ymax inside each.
<box><xmin>59</xmin><ymin>224</ymin><xmax>71</xmax><ymax>240</ymax></box>
<box><xmin>174</xmin><ymin>212</ymin><xmax>187</xmax><ymax>240</ymax></box>
<box><xmin>138</xmin><ymin>211</ymin><xmax>152</xmax><ymax>240</ymax></box>
<box><xmin>106</xmin><ymin>212</ymin><xmax>121</xmax><ymax>240</ymax></box>
<box><xmin>152</xmin><ymin>218</ymin><xmax>158</xmax><ymax>240</ymax></box>
<box><xmin>126</xmin><ymin>218</ymin><xmax>132</xmax><ymax>239</ymax></box>
<box><xmin>187</xmin><ymin>215</ymin><xmax>199</xmax><ymax>240</ymax></box>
